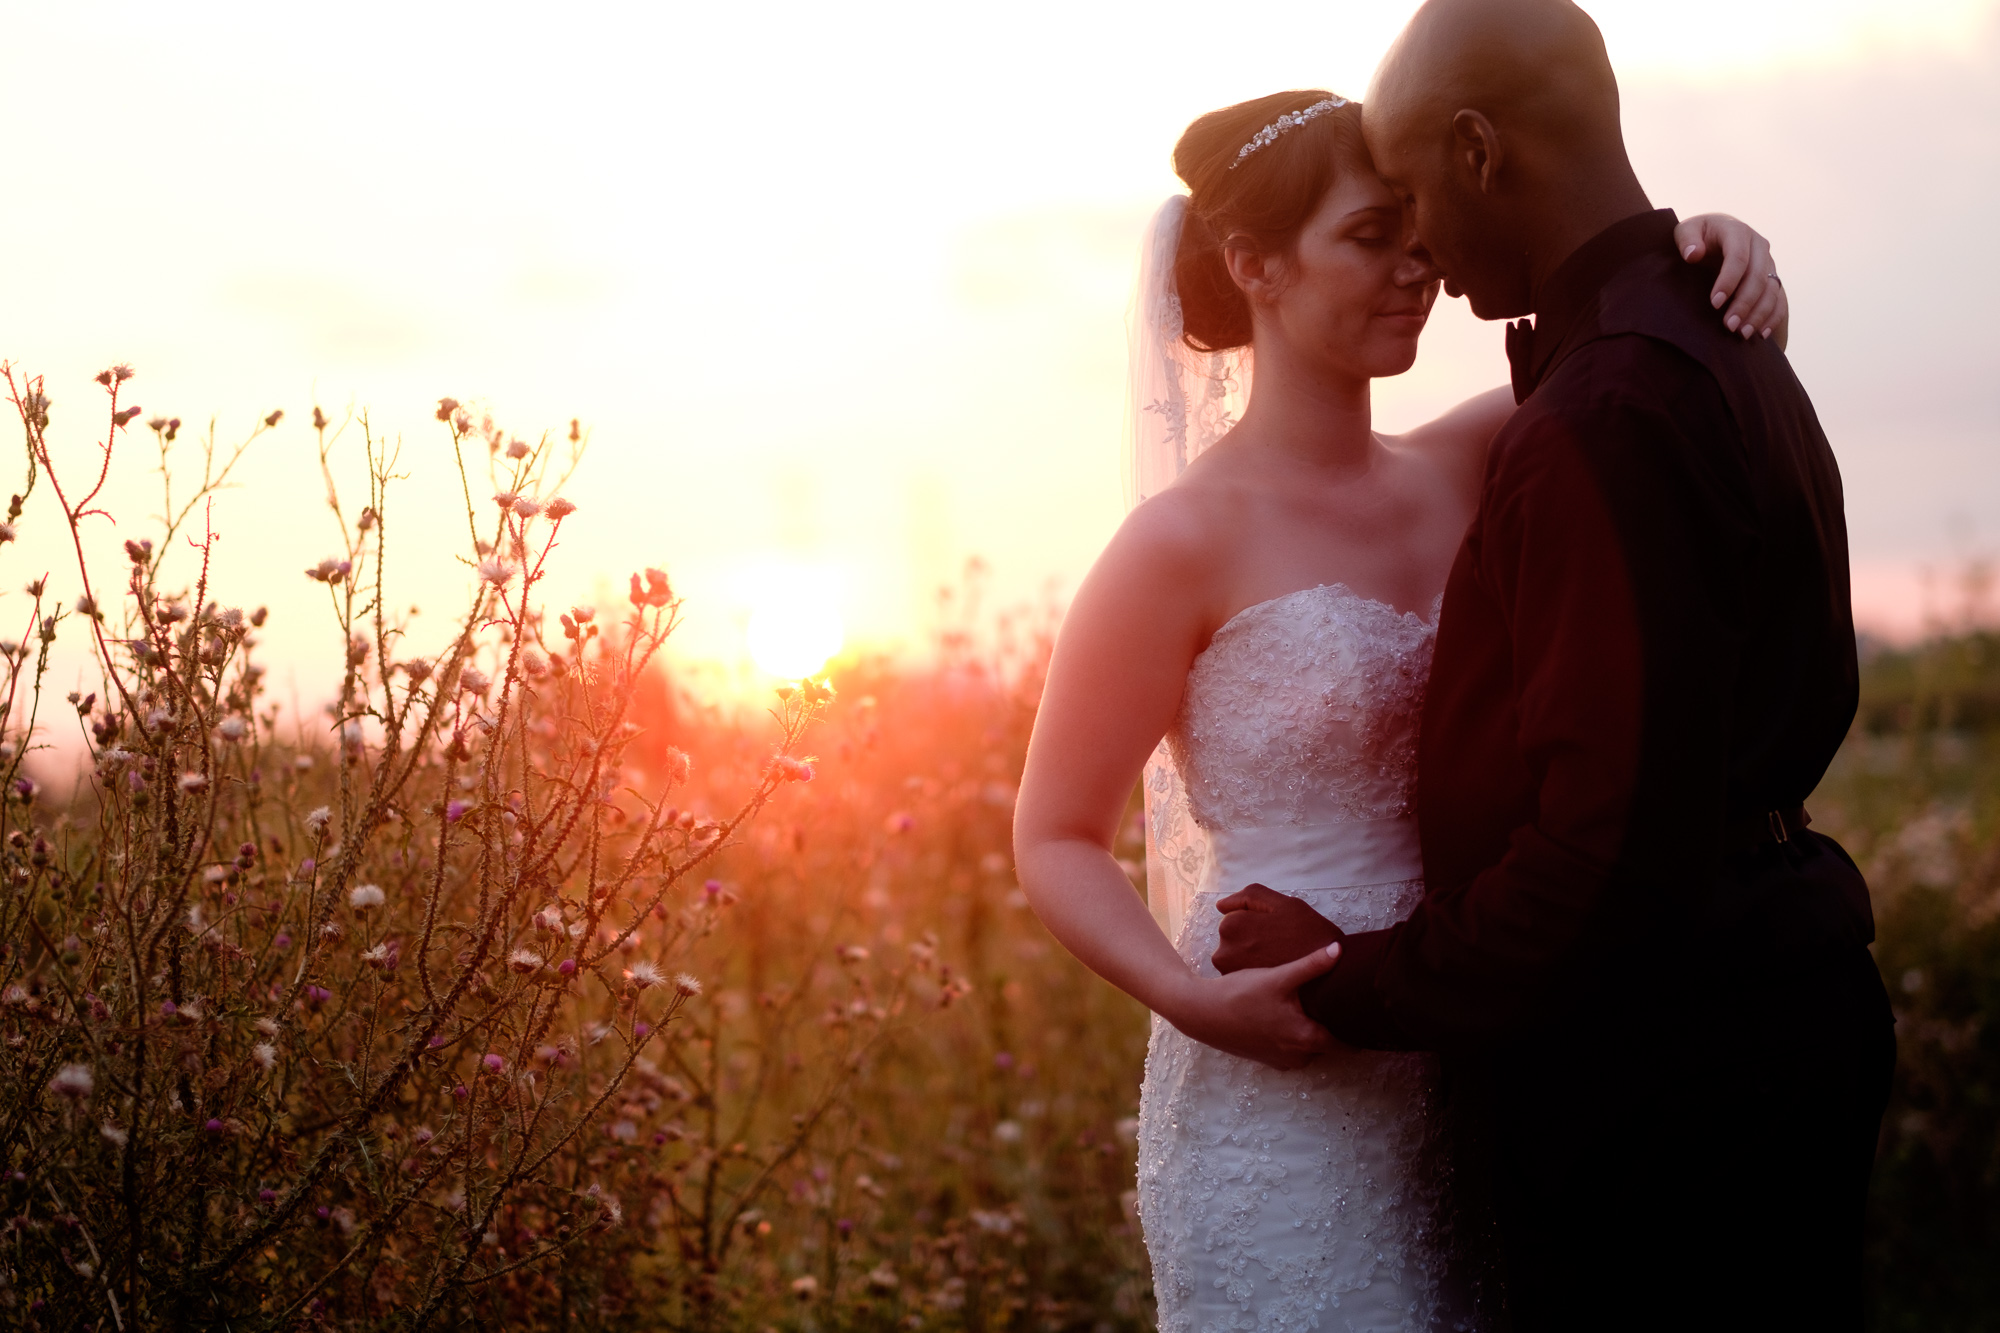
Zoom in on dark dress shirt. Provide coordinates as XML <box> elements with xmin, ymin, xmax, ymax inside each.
<box><xmin>1301</xmin><ymin>209</ymin><xmax>1873</xmax><ymax>1050</ymax></box>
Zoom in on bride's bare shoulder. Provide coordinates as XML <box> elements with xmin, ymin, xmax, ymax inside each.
<box><xmin>1098</xmin><ymin>480</ymin><xmax>1225</xmax><ymax>586</ymax></box>
<box><xmin>1077</xmin><ymin>465</ymin><xmax>1251</xmax><ymax>621</ymax></box>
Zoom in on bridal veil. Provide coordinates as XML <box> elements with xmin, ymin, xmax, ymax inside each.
<box><xmin>1123</xmin><ymin>195</ymin><xmax>1253</xmax><ymax>941</ymax></box>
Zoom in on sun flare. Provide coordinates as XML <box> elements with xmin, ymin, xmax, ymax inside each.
<box><xmin>744</xmin><ymin>564</ymin><xmax>845</xmax><ymax>679</ymax></box>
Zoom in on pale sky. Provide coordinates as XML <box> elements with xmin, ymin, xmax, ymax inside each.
<box><xmin>2</xmin><ymin>0</ymin><xmax>1996</xmax><ymax>707</ymax></box>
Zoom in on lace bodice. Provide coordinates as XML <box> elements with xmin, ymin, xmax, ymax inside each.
<box><xmin>1169</xmin><ymin>584</ymin><xmax>1440</xmax><ymax>830</ymax></box>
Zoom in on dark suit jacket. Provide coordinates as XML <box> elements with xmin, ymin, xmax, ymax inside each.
<box><xmin>1303</xmin><ymin>209</ymin><xmax>1871</xmax><ymax>1050</ymax></box>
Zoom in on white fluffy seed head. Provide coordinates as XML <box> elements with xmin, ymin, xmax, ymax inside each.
<box><xmin>49</xmin><ymin>1063</ymin><xmax>94</xmax><ymax>1100</ymax></box>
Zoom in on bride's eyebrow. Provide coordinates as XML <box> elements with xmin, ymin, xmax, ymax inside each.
<box><xmin>1338</xmin><ymin>206</ymin><xmax>1400</xmax><ymax>228</ymax></box>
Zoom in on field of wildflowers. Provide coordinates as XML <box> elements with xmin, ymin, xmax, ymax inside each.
<box><xmin>0</xmin><ymin>366</ymin><xmax>1994</xmax><ymax>1330</ymax></box>
<box><xmin>1831</xmin><ymin>627</ymin><xmax>2000</xmax><ymax>1331</ymax></box>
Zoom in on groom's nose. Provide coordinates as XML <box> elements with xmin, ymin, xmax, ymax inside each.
<box><xmin>1394</xmin><ymin>212</ymin><xmax>1444</xmax><ymax>287</ymax></box>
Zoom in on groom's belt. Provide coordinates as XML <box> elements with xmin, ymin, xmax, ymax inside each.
<box><xmin>1721</xmin><ymin>804</ymin><xmax>1811</xmax><ymax>856</ymax></box>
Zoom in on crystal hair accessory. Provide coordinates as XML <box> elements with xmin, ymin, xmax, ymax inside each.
<box><xmin>1230</xmin><ymin>96</ymin><xmax>1350</xmax><ymax>168</ymax></box>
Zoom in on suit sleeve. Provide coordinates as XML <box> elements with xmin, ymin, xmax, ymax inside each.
<box><xmin>1304</xmin><ymin>366</ymin><xmax>1751</xmax><ymax>1051</ymax></box>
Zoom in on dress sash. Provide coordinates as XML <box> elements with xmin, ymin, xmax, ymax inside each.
<box><xmin>1199</xmin><ymin>815</ymin><xmax>1422</xmax><ymax>897</ymax></box>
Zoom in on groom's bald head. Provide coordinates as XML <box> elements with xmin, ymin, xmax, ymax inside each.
<box><xmin>1370</xmin><ymin>0</ymin><xmax>1623</xmax><ymax>159</ymax></box>
<box><xmin>1364</xmin><ymin>0</ymin><xmax>1646</xmax><ymax>319</ymax></box>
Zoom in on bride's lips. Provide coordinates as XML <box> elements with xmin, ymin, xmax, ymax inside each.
<box><xmin>1375</xmin><ymin>309</ymin><xmax>1430</xmax><ymax>331</ymax></box>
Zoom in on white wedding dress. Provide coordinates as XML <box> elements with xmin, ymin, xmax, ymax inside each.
<box><xmin>1136</xmin><ymin>582</ymin><xmax>1485</xmax><ymax>1332</ymax></box>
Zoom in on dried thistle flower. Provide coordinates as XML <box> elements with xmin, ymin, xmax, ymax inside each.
<box><xmin>48</xmin><ymin>1062</ymin><xmax>94</xmax><ymax>1101</ymax></box>
<box><xmin>306</xmin><ymin>557</ymin><xmax>351</xmax><ymax>584</ymax></box>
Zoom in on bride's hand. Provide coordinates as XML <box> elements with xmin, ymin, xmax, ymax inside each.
<box><xmin>1675</xmin><ymin>213</ymin><xmax>1789</xmax><ymax>349</ymax></box>
<box><xmin>1163</xmin><ymin>945</ymin><xmax>1344</xmax><ymax>1071</ymax></box>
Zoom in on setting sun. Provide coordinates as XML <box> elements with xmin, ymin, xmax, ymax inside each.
<box><xmin>744</xmin><ymin>563</ymin><xmax>845</xmax><ymax>679</ymax></box>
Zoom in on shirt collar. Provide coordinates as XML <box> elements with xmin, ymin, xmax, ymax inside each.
<box><xmin>1505</xmin><ymin>208</ymin><xmax>1681</xmax><ymax>403</ymax></box>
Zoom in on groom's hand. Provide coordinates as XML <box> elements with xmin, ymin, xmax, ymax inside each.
<box><xmin>1212</xmin><ymin>884</ymin><xmax>1344</xmax><ymax>974</ymax></box>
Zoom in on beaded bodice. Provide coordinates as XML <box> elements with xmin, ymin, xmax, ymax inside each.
<box><xmin>1168</xmin><ymin>583</ymin><xmax>1440</xmax><ymax>830</ymax></box>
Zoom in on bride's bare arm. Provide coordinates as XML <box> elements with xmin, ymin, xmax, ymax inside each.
<box><xmin>1014</xmin><ymin>495</ymin><xmax>1340</xmax><ymax>1070</ymax></box>
<box><xmin>1395</xmin><ymin>385</ymin><xmax>1516</xmax><ymax>504</ymax></box>
<box><xmin>1015</xmin><ymin>497</ymin><xmax>1214</xmax><ymax>1013</ymax></box>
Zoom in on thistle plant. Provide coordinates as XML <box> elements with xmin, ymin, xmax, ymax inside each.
<box><xmin>0</xmin><ymin>366</ymin><xmax>860</xmax><ymax>1328</ymax></box>
<box><xmin>0</xmin><ymin>364</ymin><xmax>1158</xmax><ymax>1333</ymax></box>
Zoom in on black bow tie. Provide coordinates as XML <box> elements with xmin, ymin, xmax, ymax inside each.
<box><xmin>1505</xmin><ymin>318</ymin><xmax>1537</xmax><ymax>404</ymax></box>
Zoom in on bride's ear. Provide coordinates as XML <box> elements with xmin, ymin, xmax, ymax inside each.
<box><xmin>1222</xmin><ymin>237</ymin><xmax>1285</xmax><ymax>306</ymax></box>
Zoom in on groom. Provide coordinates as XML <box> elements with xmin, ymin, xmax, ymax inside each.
<box><xmin>1212</xmin><ymin>0</ymin><xmax>1895</xmax><ymax>1327</ymax></box>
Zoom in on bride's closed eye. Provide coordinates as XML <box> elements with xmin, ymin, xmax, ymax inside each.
<box><xmin>1340</xmin><ymin>205</ymin><xmax>1400</xmax><ymax>248</ymax></box>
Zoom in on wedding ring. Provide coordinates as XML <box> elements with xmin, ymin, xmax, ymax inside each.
<box><xmin>1767</xmin><ymin>273</ymin><xmax>1781</xmax><ymax>285</ymax></box>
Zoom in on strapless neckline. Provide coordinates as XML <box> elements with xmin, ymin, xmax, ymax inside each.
<box><xmin>1166</xmin><ymin>579</ymin><xmax>1442</xmax><ymax>834</ymax></box>
<box><xmin>1203</xmin><ymin>582</ymin><xmax>1443</xmax><ymax>658</ymax></box>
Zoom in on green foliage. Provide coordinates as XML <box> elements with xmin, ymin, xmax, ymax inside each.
<box><xmin>1816</xmin><ymin>633</ymin><xmax>2000</xmax><ymax>1331</ymax></box>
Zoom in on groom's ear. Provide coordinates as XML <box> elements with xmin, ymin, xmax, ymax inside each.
<box><xmin>1449</xmin><ymin>109</ymin><xmax>1505</xmax><ymax>196</ymax></box>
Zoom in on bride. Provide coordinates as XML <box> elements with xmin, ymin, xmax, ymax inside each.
<box><xmin>1011</xmin><ymin>90</ymin><xmax>1786</xmax><ymax>1330</ymax></box>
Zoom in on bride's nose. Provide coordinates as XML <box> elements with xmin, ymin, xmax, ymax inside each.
<box><xmin>1395</xmin><ymin>242</ymin><xmax>1443</xmax><ymax>289</ymax></box>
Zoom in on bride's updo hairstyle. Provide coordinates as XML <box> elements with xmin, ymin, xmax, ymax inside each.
<box><xmin>1172</xmin><ymin>90</ymin><xmax>1369</xmax><ymax>353</ymax></box>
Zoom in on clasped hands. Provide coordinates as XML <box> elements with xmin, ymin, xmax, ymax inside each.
<box><xmin>1166</xmin><ymin>884</ymin><xmax>1350</xmax><ymax>1071</ymax></box>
